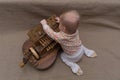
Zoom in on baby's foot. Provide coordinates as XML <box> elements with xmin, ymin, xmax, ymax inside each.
<box><xmin>84</xmin><ymin>49</ymin><xmax>97</xmax><ymax>58</ymax></box>
<box><xmin>89</xmin><ymin>52</ymin><xmax>97</xmax><ymax>58</ymax></box>
<box><xmin>76</xmin><ymin>68</ymin><xmax>83</xmax><ymax>76</ymax></box>
<box><xmin>70</xmin><ymin>63</ymin><xmax>83</xmax><ymax>75</ymax></box>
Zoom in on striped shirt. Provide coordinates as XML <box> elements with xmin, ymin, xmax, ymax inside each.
<box><xmin>42</xmin><ymin>24</ymin><xmax>82</xmax><ymax>55</ymax></box>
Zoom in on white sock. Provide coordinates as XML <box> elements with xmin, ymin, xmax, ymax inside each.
<box><xmin>61</xmin><ymin>54</ymin><xmax>80</xmax><ymax>73</ymax></box>
<box><xmin>82</xmin><ymin>45</ymin><xmax>95</xmax><ymax>57</ymax></box>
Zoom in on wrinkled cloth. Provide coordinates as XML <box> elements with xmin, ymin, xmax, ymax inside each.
<box><xmin>0</xmin><ymin>0</ymin><xmax>120</xmax><ymax>80</ymax></box>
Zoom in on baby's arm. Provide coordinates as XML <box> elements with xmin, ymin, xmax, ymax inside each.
<box><xmin>40</xmin><ymin>19</ymin><xmax>62</xmax><ymax>42</ymax></box>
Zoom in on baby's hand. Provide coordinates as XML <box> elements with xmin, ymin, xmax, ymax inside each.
<box><xmin>55</xmin><ymin>17</ymin><xmax>60</xmax><ymax>23</ymax></box>
<box><xmin>40</xmin><ymin>19</ymin><xmax>47</xmax><ymax>25</ymax></box>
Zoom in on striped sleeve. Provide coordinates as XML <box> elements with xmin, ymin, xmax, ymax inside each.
<box><xmin>42</xmin><ymin>24</ymin><xmax>63</xmax><ymax>42</ymax></box>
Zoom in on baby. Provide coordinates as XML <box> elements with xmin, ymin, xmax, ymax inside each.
<box><xmin>40</xmin><ymin>10</ymin><xmax>97</xmax><ymax>75</ymax></box>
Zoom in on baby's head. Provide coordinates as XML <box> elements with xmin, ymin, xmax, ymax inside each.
<box><xmin>59</xmin><ymin>10</ymin><xmax>80</xmax><ymax>34</ymax></box>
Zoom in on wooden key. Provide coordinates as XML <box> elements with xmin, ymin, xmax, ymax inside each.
<box><xmin>29</xmin><ymin>47</ymin><xmax>39</xmax><ymax>59</ymax></box>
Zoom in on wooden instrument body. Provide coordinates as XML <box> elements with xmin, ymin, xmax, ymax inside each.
<box><xmin>20</xmin><ymin>16</ymin><xmax>61</xmax><ymax>70</ymax></box>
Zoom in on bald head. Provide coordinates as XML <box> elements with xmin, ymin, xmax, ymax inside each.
<box><xmin>60</xmin><ymin>10</ymin><xmax>80</xmax><ymax>34</ymax></box>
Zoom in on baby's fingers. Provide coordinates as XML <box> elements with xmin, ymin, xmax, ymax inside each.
<box><xmin>40</xmin><ymin>19</ymin><xmax>47</xmax><ymax>25</ymax></box>
<box><xmin>55</xmin><ymin>17</ymin><xmax>60</xmax><ymax>23</ymax></box>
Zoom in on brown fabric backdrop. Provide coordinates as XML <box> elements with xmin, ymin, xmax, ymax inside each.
<box><xmin>0</xmin><ymin>0</ymin><xmax>120</xmax><ymax>80</ymax></box>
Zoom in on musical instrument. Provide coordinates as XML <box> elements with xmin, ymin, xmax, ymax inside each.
<box><xmin>19</xmin><ymin>15</ymin><xmax>62</xmax><ymax>70</ymax></box>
